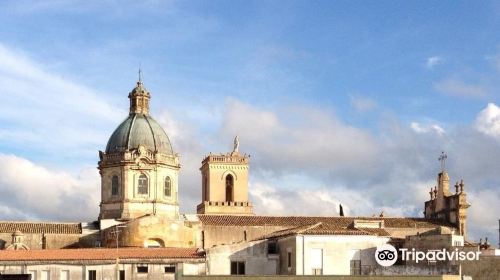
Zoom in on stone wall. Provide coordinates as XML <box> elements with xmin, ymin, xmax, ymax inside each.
<box><xmin>460</xmin><ymin>256</ymin><xmax>500</xmax><ymax>280</ymax></box>
<box><xmin>0</xmin><ymin>233</ymin><xmax>88</xmax><ymax>250</ymax></box>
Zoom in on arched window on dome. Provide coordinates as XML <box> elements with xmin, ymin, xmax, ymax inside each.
<box><xmin>111</xmin><ymin>175</ymin><xmax>119</xmax><ymax>196</ymax></box>
<box><xmin>138</xmin><ymin>174</ymin><xmax>148</xmax><ymax>195</ymax></box>
<box><xmin>164</xmin><ymin>177</ymin><xmax>171</xmax><ymax>197</ymax></box>
<box><xmin>225</xmin><ymin>174</ymin><xmax>234</xmax><ymax>202</ymax></box>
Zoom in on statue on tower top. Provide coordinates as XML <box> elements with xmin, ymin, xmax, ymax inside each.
<box><xmin>233</xmin><ymin>135</ymin><xmax>240</xmax><ymax>153</ymax></box>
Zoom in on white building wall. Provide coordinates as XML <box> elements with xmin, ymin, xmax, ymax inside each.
<box><xmin>207</xmin><ymin>240</ymin><xmax>277</xmax><ymax>275</ymax></box>
<box><xmin>294</xmin><ymin>235</ymin><xmax>390</xmax><ymax>275</ymax></box>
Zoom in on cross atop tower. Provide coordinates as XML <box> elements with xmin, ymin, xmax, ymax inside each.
<box><xmin>438</xmin><ymin>151</ymin><xmax>447</xmax><ymax>171</ymax></box>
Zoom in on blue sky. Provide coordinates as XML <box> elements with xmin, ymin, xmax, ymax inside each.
<box><xmin>0</xmin><ymin>0</ymin><xmax>499</xmax><ymax>245</ymax></box>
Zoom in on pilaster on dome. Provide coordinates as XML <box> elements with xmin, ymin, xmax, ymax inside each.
<box><xmin>128</xmin><ymin>72</ymin><xmax>151</xmax><ymax>115</ymax></box>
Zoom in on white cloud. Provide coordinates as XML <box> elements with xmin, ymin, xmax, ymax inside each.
<box><xmin>0</xmin><ymin>154</ymin><xmax>99</xmax><ymax>221</ymax></box>
<box><xmin>0</xmin><ymin>43</ymin><xmax>124</xmax><ymax>160</ymax></box>
<box><xmin>434</xmin><ymin>78</ymin><xmax>488</xmax><ymax>98</ymax></box>
<box><xmin>426</xmin><ymin>56</ymin><xmax>444</xmax><ymax>69</ymax></box>
<box><xmin>219</xmin><ymin>100</ymin><xmax>380</xmax><ymax>176</ymax></box>
<box><xmin>475</xmin><ymin>103</ymin><xmax>500</xmax><ymax>140</ymax></box>
<box><xmin>350</xmin><ymin>95</ymin><xmax>378</xmax><ymax>112</ymax></box>
<box><xmin>411</xmin><ymin>122</ymin><xmax>445</xmax><ymax>135</ymax></box>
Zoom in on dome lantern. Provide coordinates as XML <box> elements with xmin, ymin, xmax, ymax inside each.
<box><xmin>128</xmin><ymin>70</ymin><xmax>151</xmax><ymax>115</ymax></box>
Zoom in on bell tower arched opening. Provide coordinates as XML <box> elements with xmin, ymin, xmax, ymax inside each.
<box><xmin>225</xmin><ymin>174</ymin><xmax>234</xmax><ymax>202</ymax></box>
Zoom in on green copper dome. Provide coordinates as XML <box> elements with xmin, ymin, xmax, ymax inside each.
<box><xmin>105</xmin><ymin>114</ymin><xmax>174</xmax><ymax>154</ymax></box>
<box><xmin>105</xmin><ymin>80</ymin><xmax>174</xmax><ymax>155</ymax></box>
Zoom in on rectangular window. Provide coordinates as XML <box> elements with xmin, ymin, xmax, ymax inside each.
<box><xmin>268</xmin><ymin>241</ymin><xmax>278</xmax><ymax>254</ymax></box>
<box><xmin>137</xmin><ymin>266</ymin><xmax>148</xmax><ymax>273</ymax></box>
<box><xmin>287</xmin><ymin>252</ymin><xmax>292</xmax><ymax>268</ymax></box>
<box><xmin>60</xmin><ymin>270</ymin><xmax>69</xmax><ymax>280</ymax></box>
<box><xmin>138</xmin><ymin>175</ymin><xmax>148</xmax><ymax>195</ymax></box>
<box><xmin>41</xmin><ymin>270</ymin><xmax>50</xmax><ymax>280</ymax></box>
<box><xmin>88</xmin><ymin>270</ymin><xmax>96</xmax><ymax>280</ymax></box>
<box><xmin>230</xmin><ymin>261</ymin><xmax>245</xmax><ymax>275</ymax></box>
<box><xmin>164</xmin><ymin>265</ymin><xmax>176</xmax><ymax>273</ymax></box>
<box><xmin>310</xmin><ymin>248</ymin><xmax>323</xmax><ymax>271</ymax></box>
<box><xmin>119</xmin><ymin>270</ymin><xmax>125</xmax><ymax>280</ymax></box>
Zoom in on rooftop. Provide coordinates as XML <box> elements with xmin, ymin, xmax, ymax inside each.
<box><xmin>0</xmin><ymin>221</ymin><xmax>82</xmax><ymax>234</ymax></box>
<box><xmin>198</xmin><ymin>215</ymin><xmax>450</xmax><ymax>228</ymax></box>
<box><xmin>0</xmin><ymin>247</ymin><xmax>203</xmax><ymax>261</ymax></box>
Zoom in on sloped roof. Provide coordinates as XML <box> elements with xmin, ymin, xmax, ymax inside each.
<box><xmin>258</xmin><ymin>222</ymin><xmax>391</xmax><ymax>239</ymax></box>
<box><xmin>0</xmin><ymin>222</ymin><xmax>82</xmax><ymax>234</ymax></box>
<box><xmin>0</xmin><ymin>247</ymin><xmax>203</xmax><ymax>261</ymax></box>
<box><xmin>198</xmin><ymin>215</ymin><xmax>446</xmax><ymax>228</ymax></box>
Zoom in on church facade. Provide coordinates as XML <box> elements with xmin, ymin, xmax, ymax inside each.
<box><xmin>0</xmin><ymin>79</ymin><xmax>475</xmax><ymax>278</ymax></box>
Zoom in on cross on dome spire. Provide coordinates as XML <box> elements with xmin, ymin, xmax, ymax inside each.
<box><xmin>438</xmin><ymin>151</ymin><xmax>447</xmax><ymax>172</ymax></box>
<box><xmin>128</xmin><ymin>70</ymin><xmax>151</xmax><ymax>115</ymax></box>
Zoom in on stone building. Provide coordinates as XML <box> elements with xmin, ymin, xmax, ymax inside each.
<box><xmin>424</xmin><ymin>167</ymin><xmax>470</xmax><ymax>238</ymax></box>
<box><xmin>0</xmin><ymin>247</ymin><xmax>204</xmax><ymax>280</ymax></box>
<box><xmin>0</xmin><ymin>79</ymin><xmax>476</xmax><ymax>278</ymax></box>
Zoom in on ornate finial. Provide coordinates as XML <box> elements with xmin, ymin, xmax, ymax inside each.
<box><xmin>233</xmin><ymin>135</ymin><xmax>240</xmax><ymax>153</ymax></box>
<box><xmin>138</xmin><ymin>68</ymin><xmax>143</xmax><ymax>84</ymax></box>
<box><xmin>455</xmin><ymin>182</ymin><xmax>459</xmax><ymax>194</ymax></box>
<box><xmin>460</xmin><ymin>179</ymin><xmax>464</xmax><ymax>193</ymax></box>
<box><xmin>429</xmin><ymin>188</ymin><xmax>434</xmax><ymax>199</ymax></box>
<box><xmin>438</xmin><ymin>151</ymin><xmax>448</xmax><ymax>172</ymax></box>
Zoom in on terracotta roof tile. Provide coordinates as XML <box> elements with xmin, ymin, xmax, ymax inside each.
<box><xmin>0</xmin><ymin>247</ymin><xmax>203</xmax><ymax>261</ymax></box>
<box><xmin>198</xmin><ymin>215</ymin><xmax>446</xmax><ymax>229</ymax></box>
<box><xmin>0</xmin><ymin>222</ymin><xmax>82</xmax><ymax>234</ymax></box>
<box><xmin>258</xmin><ymin>222</ymin><xmax>390</xmax><ymax>239</ymax></box>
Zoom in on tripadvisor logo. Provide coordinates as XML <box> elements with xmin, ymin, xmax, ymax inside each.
<box><xmin>375</xmin><ymin>244</ymin><xmax>398</xmax><ymax>267</ymax></box>
<box><xmin>375</xmin><ymin>244</ymin><xmax>481</xmax><ymax>267</ymax></box>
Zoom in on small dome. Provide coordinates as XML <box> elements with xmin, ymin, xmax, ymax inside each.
<box><xmin>105</xmin><ymin>114</ymin><xmax>174</xmax><ymax>155</ymax></box>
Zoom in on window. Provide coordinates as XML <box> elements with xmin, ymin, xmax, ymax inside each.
<box><xmin>41</xmin><ymin>271</ymin><xmax>50</xmax><ymax>280</ymax></box>
<box><xmin>287</xmin><ymin>252</ymin><xmax>292</xmax><ymax>268</ymax></box>
<box><xmin>111</xmin><ymin>175</ymin><xmax>119</xmax><ymax>196</ymax></box>
<box><xmin>88</xmin><ymin>270</ymin><xmax>96</xmax><ymax>280</ymax></box>
<box><xmin>164</xmin><ymin>265</ymin><xmax>176</xmax><ymax>273</ymax></box>
<box><xmin>268</xmin><ymin>241</ymin><xmax>278</xmax><ymax>254</ymax></box>
<box><xmin>138</xmin><ymin>174</ymin><xmax>148</xmax><ymax>195</ymax></box>
<box><xmin>164</xmin><ymin>177</ymin><xmax>171</xmax><ymax>197</ymax></box>
<box><xmin>119</xmin><ymin>270</ymin><xmax>125</xmax><ymax>280</ymax></box>
<box><xmin>310</xmin><ymin>248</ymin><xmax>323</xmax><ymax>275</ymax></box>
<box><xmin>230</xmin><ymin>261</ymin><xmax>245</xmax><ymax>275</ymax></box>
<box><xmin>225</xmin><ymin>174</ymin><xmax>234</xmax><ymax>202</ymax></box>
<box><xmin>60</xmin><ymin>270</ymin><xmax>69</xmax><ymax>280</ymax></box>
<box><xmin>203</xmin><ymin>176</ymin><xmax>208</xmax><ymax>201</ymax></box>
<box><xmin>137</xmin><ymin>266</ymin><xmax>148</xmax><ymax>273</ymax></box>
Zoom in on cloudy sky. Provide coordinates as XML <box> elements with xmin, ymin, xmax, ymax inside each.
<box><xmin>0</xmin><ymin>0</ymin><xmax>499</xmax><ymax>245</ymax></box>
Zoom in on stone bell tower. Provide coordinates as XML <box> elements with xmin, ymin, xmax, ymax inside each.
<box><xmin>197</xmin><ymin>136</ymin><xmax>254</xmax><ymax>215</ymax></box>
<box><xmin>98</xmin><ymin>76</ymin><xmax>180</xmax><ymax>221</ymax></box>
<box><xmin>424</xmin><ymin>152</ymin><xmax>471</xmax><ymax>239</ymax></box>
